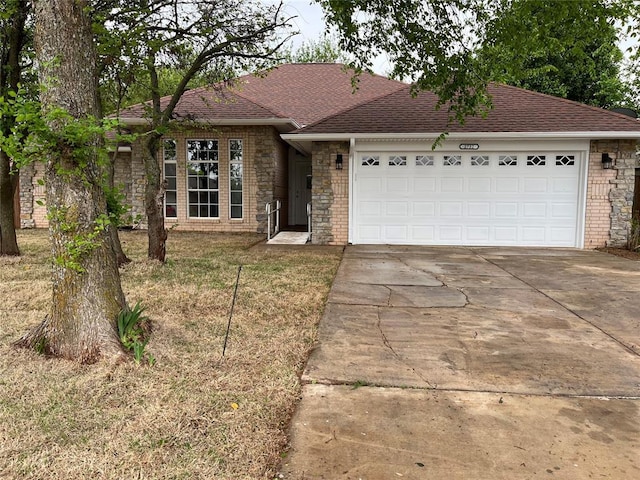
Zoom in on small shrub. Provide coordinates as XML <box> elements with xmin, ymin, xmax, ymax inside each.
<box><xmin>117</xmin><ymin>302</ymin><xmax>154</xmax><ymax>365</ymax></box>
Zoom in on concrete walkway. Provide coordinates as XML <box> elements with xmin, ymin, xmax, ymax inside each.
<box><xmin>279</xmin><ymin>246</ymin><xmax>640</xmax><ymax>479</ymax></box>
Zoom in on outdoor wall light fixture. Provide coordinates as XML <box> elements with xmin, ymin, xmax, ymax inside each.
<box><xmin>335</xmin><ymin>153</ymin><xmax>344</xmax><ymax>170</ymax></box>
<box><xmin>602</xmin><ymin>153</ymin><xmax>614</xmax><ymax>169</ymax></box>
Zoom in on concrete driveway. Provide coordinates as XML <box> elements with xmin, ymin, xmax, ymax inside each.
<box><xmin>279</xmin><ymin>246</ymin><xmax>640</xmax><ymax>479</ymax></box>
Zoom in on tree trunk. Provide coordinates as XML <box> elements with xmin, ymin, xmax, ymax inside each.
<box><xmin>0</xmin><ymin>150</ymin><xmax>20</xmax><ymax>255</ymax></box>
<box><xmin>144</xmin><ymin>134</ymin><xmax>167</xmax><ymax>262</ymax></box>
<box><xmin>0</xmin><ymin>0</ymin><xmax>28</xmax><ymax>256</ymax></box>
<box><xmin>107</xmin><ymin>154</ymin><xmax>131</xmax><ymax>266</ymax></box>
<box><xmin>15</xmin><ymin>0</ymin><xmax>126</xmax><ymax>363</ymax></box>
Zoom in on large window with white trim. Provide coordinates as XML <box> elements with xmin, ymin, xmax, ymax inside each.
<box><xmin>187</xmin><ymin>140</ymin><xmax>219</xmax><ymax>218</ymax></box>
<box><xmin>229</xmin><ymin>139</ymin><xmax>243</xmax><ymax>219</ymax></box>
<box><xmin>163</xmin><ymin>139</ymin><xmax>177</xmax><ymax>218</ymax></box>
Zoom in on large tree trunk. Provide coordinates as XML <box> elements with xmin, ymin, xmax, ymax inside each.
<box><xmin>144</xmin><ymin>134</ymin><xmax>167</xmax><ymax>262</ymax></box>
<box><xmin>15</xmin><ymin>0</ymin><xmax>126</xmax><ymax>363</ymax></box>
<box><xmin>0</xmin><ymin>150</ymin><xmax>20</xmax><ymax>255</ymax></box>
<box><xmin>0</xmin><ymin>0</ymin><xmax>28</xmax><ymax>256</ymax></box>
<box><xmin>107</xmin><ymin>155</ymin><xmax>131</xmax><ymax>266</ymax></box>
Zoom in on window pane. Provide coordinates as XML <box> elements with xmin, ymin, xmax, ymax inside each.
<box><xmin>166</xmin><ymin>191</ymin><xmax>176</xmax><ymax>203</ymax></box>
<box><xmin>165</xmin><ymin>205</ymin><xmax>177</xmax><ymax>217</ymax></box>
<box><xmin>189</xmin><ymin>205</ymin><xmax>198</xmax><ymax>217</ymax></box>
<box><xmin>231</xmin><ymin>192</ymin><xmax>242</xmax><ymax>204</ymax></box>
<box><xmin>230</xmin><ymin>164</ymin><xmax>242</xmax><ymax>177</ymax></box>
<box><xmin>187</xmin><ymin>139</ymin><xmax>219</xmax><ymax>218</ymax></box>
<box><xmin>231</xmin><ymin>206</ymin><xmax>242</xmax><ymax>218</ymax></box>
<box><xmin>167</xmin><ymin>178</ymin><xmax>176</xmax><ymax>190</ymax></box>
<box><xmin>230</xmin><ymin>178</ymin><xmax>242</xmax><ymax>190</ymax></box>
<box><xmin>164</xmin><ymin>163</ymin><xmax>176</xmax><ymax>176</ymax></box>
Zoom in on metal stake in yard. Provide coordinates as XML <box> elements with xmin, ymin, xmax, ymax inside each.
<box><xmin>222</xmin><ymin>265</ymin><xmax>242</xmax><ymax>357</ymax></box>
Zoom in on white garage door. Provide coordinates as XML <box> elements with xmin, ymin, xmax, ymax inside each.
<box><xmin>353</xmin><ymin>151</ymin><xmax>582</xmax><ymax>246</ymax></box>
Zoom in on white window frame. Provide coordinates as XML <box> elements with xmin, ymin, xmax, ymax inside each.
<box><xmin>163</xmin><ymin>139</ymin><xmax>177</xmax><ymax>218</ymax></box>
<box><xmin>229</xmin><ymin>139</ymin><xmax>243</xmax><ymax>219</ymax></box>
<box><xmin>186</xmin><ymin>139</ymin><xmax>220</xmax><ymax>219</ymax></box>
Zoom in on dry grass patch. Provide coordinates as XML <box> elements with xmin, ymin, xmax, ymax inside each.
<box><xmin>0</xmin><ymin>230</ymin><xmax>343</xmax><ymax>479</ymax></box>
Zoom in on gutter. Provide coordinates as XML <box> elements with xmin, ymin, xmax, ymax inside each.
<box><xmin>118</xmin><ymin>117</ymin><xmax>301</xmax><ymax>131</ymax></box>
<box><xmin>282</xmin><ymin>131</ymin><xmax>640</xmax><ymax>141</ymax></box>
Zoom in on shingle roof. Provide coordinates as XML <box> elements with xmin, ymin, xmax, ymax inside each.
<box><xmin>296</xmin><ymin>83</ymin><xmax>640</xmax><ymax>134</ymax></box>
<box><xmin>118</xmin><ymin>64</ymin><xmax>407</xmax><ymax>127</ymax></box>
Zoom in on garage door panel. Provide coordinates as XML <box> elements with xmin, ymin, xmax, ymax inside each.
<box><xmin>360</xmin><ymin>201</ymin><xmax>381</xmax><ymax>216</ymax></box>
<box><xmin>413</xmin><ymin>201</ymin><xmax>435</xmax><ymax>216</ymax></box>
<box><xmin>412</xmin><ymin>225</ymin><xmax>435</xmax><ymax>241</ymax></box>
<box><xmin>468</xmin><ymin>178</ymin><xmax>492</xmax><ymax>193</ymax></box>
<box><xmin>523</xmin><ymin>203</ymin><xmax>547</xmax><ymax>217</ymax></box>
<box><xmin>384</xmin><ymin>225</ymin><xmax>408</xmax><ymax>242</ymax></box>
<box><xmin>522</xmin><ymin>227</ymin><xmax>546</xmax><ymax>242</ymax></box>
<box><xmin>495</xmin><ymin>177</ymin><xmax>519</xmax><ymax>193</ymax></box>
<box><xmin>494</xmin><ymin>226</ymin><xmax>518</xmax><ymax>241</ymax></box>
<box><xmin>551</xmin><ymin>203</ymin><xmax>575</xmax><ymax>218</ymax></box>
<box><xmin>414</xmin><ymin>177</ymin><xmax>436</xmax><ymax>192</ymax></box>
<box><xmin>387</xmin><ymin>177</ymin><xmax>409</xmax><ymax>192</ymax></box>
<box><xmin>440</xmin><ymin>202</ymin><xmax>463</xmax><ymax>217</ymax></box>
<box><xmin>523</xmin><ymin>178</ymin><xmax>548</xmax><ymax>193</ymax></box>
<box><xmin>468</xmin><ymin>202</ymin><xmax>491</xmax><ymax>217</ymax></box>
<box><xmin>551</xmin><ymin>227</ymin><xmax>575</xmax><ymax>242</ymax></box>
<box><xmin>495</xmin><ymin>203</ymin><xmax>518</xmax><ymax>217</ymax></box>
<box><xmin>552</xmin><ymin>177</ymin><xmax>577</xmax><ymax>193</ymax></box>
<box><xmin>386</xmin><ymin>202</ymin><xmax>408</xmax><ymax>216</ymax></box>
<box><xmin>354</xmin><ymin>151</ymin><xmax>581</xmax><ymax>246</ymax></box>
<box><xmin>360</xmin><ymin>177</ymin><xmax>382</xmax><ymax>193</ymax></box>
<box><xmin>441</xmin><ymin>177</ymin><xmax>464</xmax><ymax>192</ymax></box>
<box><xmin>439</xmin><ymin>226</ymin><xmax>463</xmax><ymax>241</ymax></box>
<box><xmin>359</xmin><ymin>225</ymin><xmax>382</xmax><ymax>242</ymax></box>
<box><xmin>467</xmin><ymin>226</ymin><xmax>490</xmax><ymax>241</ymax></box>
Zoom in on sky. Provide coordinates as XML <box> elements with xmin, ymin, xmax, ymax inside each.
<box><xmin>276</xmin><ymin>1</ymin><xmax>637</xmax><ymax>89</ymax></box>
<box><xmin>278</xmin><ymin>1</ymin><xmax>392</xmax><ymax>75</ymax></box>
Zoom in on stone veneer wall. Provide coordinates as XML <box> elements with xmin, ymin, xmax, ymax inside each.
<box><xmin>311</xmin><ymin>141</ymin><xmax>350</xmax><ymax>245</ymax></box>
<box><xmin>253</xmin><ymin>126</ymin><xmax>285</xmax><ymax>234</ymax></box>
<box><xmin>586</xmin><ymin>139</ymin><xmax>638</xmax><ymax>248</ymax></box>
<box><xmin>274</xmin><ymin>138</ymin><xmax>289</xmax><ymax>228</ymax></box>
<box><xmin>22</xmin><ymin>125</ymin><xmax>285</xmax><ymax>235</ymax></box>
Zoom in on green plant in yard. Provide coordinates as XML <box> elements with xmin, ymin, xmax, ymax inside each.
<box><xmin>117</xmin><ymin>302</ymin><xmax>154</xmax><ymax>365</ymax></box>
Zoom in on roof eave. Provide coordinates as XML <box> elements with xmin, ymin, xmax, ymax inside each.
<box><xmin>119</xmin><ymin>117</ymin><xmax>301</xmax><ymax>132</ymax></box>
<box><xmin>282</xmin><ymin>131</ymin><xmax>640</xmax><ymax>141</ymax></box>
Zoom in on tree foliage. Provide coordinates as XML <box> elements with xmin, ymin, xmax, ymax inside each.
<box><xmin>479</xmin><ymin>0</ymin><xmax>631</xmax><ymax>108</ymax></box>
<box><xmin>94</xmin><ymin>0</ymin><xmax>293</xmax><ymax>261</ymax></box>
<box><xmin>283</xmin><ymin>35</ymin><xmax>347</xmax><ymax>64</ymax></box>
<box><xmin>0</xmin><ymin>0</ymin><xmax>32</xmax><ymax>256</ymax></box>
<box><xmin>320</xmin><ymin>0</ymin><xmax>638</xmax><ymax>118</ymax></box>
<box><xmin>319</xmin><ymin>0</ymin><xmax>498</xmax><ymax>123</ymax></box>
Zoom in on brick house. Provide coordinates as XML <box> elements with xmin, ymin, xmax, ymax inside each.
<box><xmin>19</xmin><ymin>63</ymin><xmax>640</xmax><ymax>248</ymax></box>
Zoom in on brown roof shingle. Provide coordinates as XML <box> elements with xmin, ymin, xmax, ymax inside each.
<box><xmin>296</xmin><ymin>83</ymin><xmax>640</xmax><ymax>134</ymax></box>
<box><xmin>119</xmin><ymin>63</ymin><xmax>407</xmax><ymax>127</ymax></box>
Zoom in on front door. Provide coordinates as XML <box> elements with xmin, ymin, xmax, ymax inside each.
<box><xmin>291</xmin><ymin>154</ymin><xmax>312</xmax><ymax>226</ymax></box>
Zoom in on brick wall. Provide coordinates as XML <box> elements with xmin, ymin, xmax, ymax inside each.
<box><xmin>19</xmin><ymin>163</ymin><xmax>35</xmax><ymax>228</ymax></box>
<box><xmin>586</xmin><ymin>139</ymin><xmax>638</xmax><ymax>248</ymax></box>
<box><xmin>311</xmin><ymin>141</ymin><xmax>350</xmax><ymax>245</ymax></box>
<box><xmin>132</xmin><ymin>125</ymin><xmax>269</xmax><ymax>233</ymax></box>
<box><xmin>24</xmin><ymin>125</ymin><xmax>285</xmax><ymax>235</ymax></box>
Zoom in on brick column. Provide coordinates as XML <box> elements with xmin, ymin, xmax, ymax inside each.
<box><xmin>586</xmin><ymin>140</ymin><xmax>638</xmax><ymax>248</ymax></box>
<box><xmin>311</xmin><ymin>141</ymin><xmax>350</xmax><ymax>245</ymax></box>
